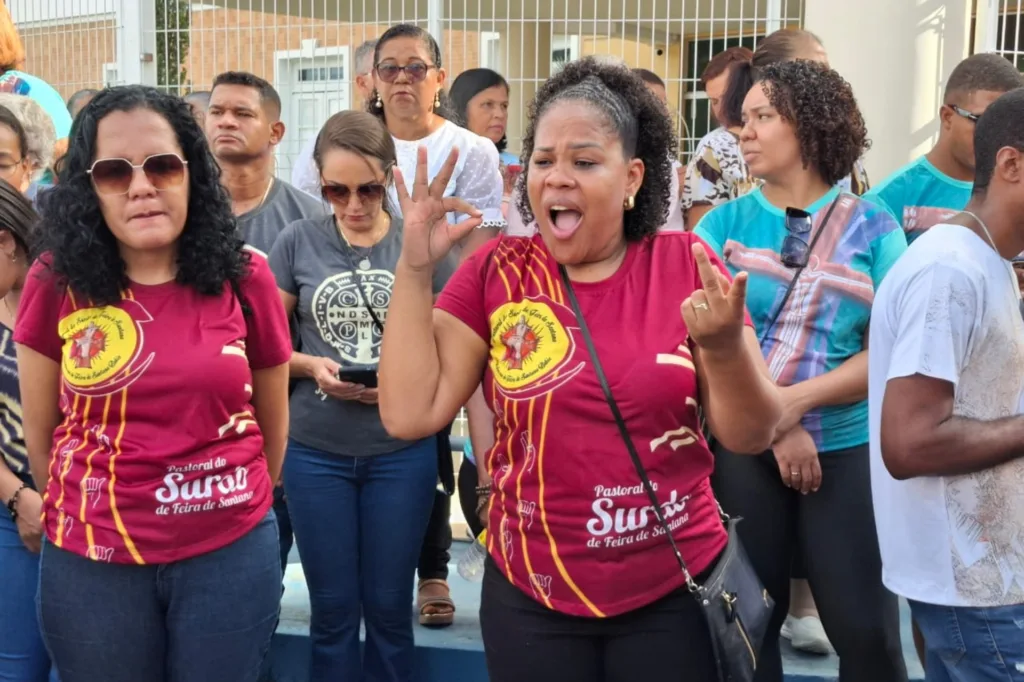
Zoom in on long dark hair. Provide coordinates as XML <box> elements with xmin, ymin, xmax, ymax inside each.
<box><xmin>367</xmin><ymin>24</ymin><xmax>455</xmax><ymax>123</ymax></box>
<box><xmin>0</xmin><ymin>174</ymin><xmax>37</xmax><ymax>254</ymax></box>
<box><xmin>721</xmin><ymin>29</ymin><xmax>823</xmax><ymax>130</ymax></box>
<box><xmin>448</xmin><ymin>68</ymin><xmax>510</xmax><ymax>152</ymax></box>
<box><xmin>36</xmin><ymin>85</ymin><xmax>248</xmax><ymax>306</ymax></box>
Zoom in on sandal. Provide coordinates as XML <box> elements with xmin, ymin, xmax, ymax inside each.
<box><xmin>417</xmin><ymin>578</ymin><xmax>455</xmax><ymax>627</ymax></box>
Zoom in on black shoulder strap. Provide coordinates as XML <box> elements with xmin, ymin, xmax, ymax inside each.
<box><xmin>758</xmin><ymin>194</ymin><xmax>842</xmax><ymax>346</ymax></box>
<box><xmin>559</xmin><ymin>265</ymin><xmax>698</xmax><ymax>589</ymax></box>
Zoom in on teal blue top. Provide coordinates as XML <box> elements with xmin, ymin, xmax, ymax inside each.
<box><xmin>695</xmin><ymin>187</ymin><xmax>907</xmax><ymax>452</ymax></box>
<box><xmin>0</xmin><ymin>70</ymin><xmax>73</xmax><ymax>139</ymax></box>
<box><xmin>864</xmin><ymin>156</ymin><xmax>971</xmax><ymax>244</ymax></box>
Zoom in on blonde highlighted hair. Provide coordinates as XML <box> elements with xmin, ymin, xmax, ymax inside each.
<box><xmin>0</xmin><ymin>2</ymin><xmax>24</xmax><ymax>73</ymax></box>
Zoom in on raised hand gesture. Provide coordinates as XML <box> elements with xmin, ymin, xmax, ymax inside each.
<box><xmin>395</xmin><ymin>145</ymin><xmax>483</xmax><ymax>271</ymax></box>
<box><xmin>681</xmin><ymin>242</ymin><xmax>748</xmax><ymax>352</ymax></box>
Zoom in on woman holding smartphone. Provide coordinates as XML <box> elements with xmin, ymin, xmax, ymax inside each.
<box><xmin>267</xmin><ymin>110</ymin><xmax>458</xmax><ymax>681</ymax></box>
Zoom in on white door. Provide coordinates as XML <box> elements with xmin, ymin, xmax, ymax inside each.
<box><xmin>279</xmin><ymin>54</ymin><xmax>351</xmax><ymax>182</ymax></box>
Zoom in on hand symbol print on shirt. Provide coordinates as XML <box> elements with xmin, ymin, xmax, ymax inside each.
<box><xmin>82</xmin><ymin>476</ymin><xmax>106</xmax><ymax>509</ymax></box>
<box><xmin>62</xmin><ymin>515</ymin><xmax>74</xmax><ymax>539</ymax></box>
<box><xmin>518</xmin><ymin>499</ymin><xmax>536</xmax><ymax>530</ymax></box>
<box><xmin>86</xmin><ymin>545</ymin><xmax>115</xmax><ymax>562</ymax></box>
<box><xmin>501</xmin><ymin>516</ymin><xmax>514</xmax><ymax>561</ymax></box>
<box><xmin>530</xmin><ymin>573</ymin><xmax>553</xmax><ymax>600</ymax></box>
<box><xmin>58</xmin><ymin>438</ymin><xmax>80</xmax><ymax>477</ymax></box>
<box><xmin>521</xmin><ymin>432</ymin><xmax>537</xmax><ymax>473</ymax></box>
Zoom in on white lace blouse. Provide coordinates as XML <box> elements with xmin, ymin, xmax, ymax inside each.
<box><xmin>389</xmin><ymin>120</ymin><xmax>506</xmax><ymax>230</ymax></box>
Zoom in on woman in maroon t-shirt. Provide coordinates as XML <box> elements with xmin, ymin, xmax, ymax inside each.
<box><xmin>378</xmin><ymin>59</ymin><xmax>782</xmax><ymax>681</ymax></box>
<box><xmin>14</xmin><ymin>86</ymin><xmax>291</xmax><ymax>682</ymax></box>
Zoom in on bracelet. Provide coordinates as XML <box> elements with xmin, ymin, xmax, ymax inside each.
<box><xmin>6</xmin><ymin>483</ymin><xmax>27</xmax><ymax>521</ymax></box>
<box><xmin>475</xmin><ymin>484</ymin><xmax>492</xmax><ymax>497</ymax></box>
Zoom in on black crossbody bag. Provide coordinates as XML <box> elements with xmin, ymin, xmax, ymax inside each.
<box><xmin>559</xmin><ymin>265</ymin><xmax>771</xmax><ymax>682</ymax></box>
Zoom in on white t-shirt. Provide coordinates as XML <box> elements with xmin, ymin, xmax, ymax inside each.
<box><xmin>390</xmin><ymin>120</ymin><xmax>506</xmax><ymax>230</ymax></box>
<box><xmin>868</xmin><ymin>223</ymin><xmax>1024</xmax><ymax>608</ymax></box>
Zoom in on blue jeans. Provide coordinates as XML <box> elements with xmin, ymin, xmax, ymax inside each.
<box><xmin>909</xmin><ymin>599</ymin><xmax>1024</xmax><ymax>681</ymax></box>
<box><xmin>284</xmin><ymin>438</ymin><xmax>438</xmax><ymax>682</ymax></box>
<box><xmin>0</xmin><ymin>511</ymin><xmax>54</xmax><ymax>682</ymax></box>
<box><xmin>38</xmin><ymin>510</ymin><xmax>282</xmax><ymax>682</ymax></box>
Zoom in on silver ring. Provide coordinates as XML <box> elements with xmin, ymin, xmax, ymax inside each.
<box><xmin>693</xmin><ymin>302</ymin><xmax>710</xmax><ymax>312</ymax></box>
<box><xmin>791</xmin><ymin>470</ymin><xmax>801</xmax><ymax>477</ymax></box>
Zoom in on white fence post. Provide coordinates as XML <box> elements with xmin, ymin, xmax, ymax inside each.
<box><xmin>427</xmin><ymin>0</ymin><xmax>444</xmax><ymax>53</ymax></box>
<box><xmin>118</xmin><ymin>0</ymin><xmax>158</xmax><ymax>86</ymax></box>
<box><xmin>974</xmin><ymin>0</ymin><xmax>1001</xmax><ymax>53</ymax></box>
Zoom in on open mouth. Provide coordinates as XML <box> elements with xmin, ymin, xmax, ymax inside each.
<box><xmin>548</xmin><ymin>205</ymin><xmax>583</xmax><ymax>240</ymax></box>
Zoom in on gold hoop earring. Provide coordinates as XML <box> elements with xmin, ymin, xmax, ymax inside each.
<box><xmin>623</xmin><ymin>195</ymin><xmax>635</xmax><ymax>210</ymax></box>
<box><xmin>434</xmin><ymin>90</ymin><xmax>441</xmax><ymax>109</ymax></box>
<box><xmin>374</xmin><ymin>91</ymin><xmax>383</xmax><ymax>109</ymax></box>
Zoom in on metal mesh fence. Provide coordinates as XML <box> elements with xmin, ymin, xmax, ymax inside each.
<box><xmin>12</xmin><ymin>0</ymin><xmax>804</xmax><ymax>181</ymax></box>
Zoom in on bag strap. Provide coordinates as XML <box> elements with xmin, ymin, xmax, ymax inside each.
<box><xmin>352</xmin><ymin>279</ymin><xmax>385</xmax><ymax>334</ymax></box>
<box><xmin>757</xmin><ymin>194</ymin><xmax>841</xmax><ymax>346</ymax></box>
<box><xmin>559</xmin><ymin>265</ymin><xmax>700</xmax><ymax>592</ymax></box>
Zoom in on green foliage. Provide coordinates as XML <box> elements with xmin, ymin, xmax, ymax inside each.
<box><xmin>156</xmin><ymin>0</ymin><xmax>191</xmax><ymax>92</ymax></box>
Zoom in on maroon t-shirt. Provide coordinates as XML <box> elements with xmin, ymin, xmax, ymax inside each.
<box><xmin>14</xmin><ymin>255</ymin><xmax>291</xmax><ymax>565</ymax></box>
<box><xmin>436</xmin><ymin>232</ymin><xmax>742</xmax><ymax>617</ymax></box>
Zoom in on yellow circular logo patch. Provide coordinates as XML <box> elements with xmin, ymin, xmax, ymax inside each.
<box><xmin>59</xmin><ymin>307</ymin><xmax>139</xmax><ymax>388</ymax></box>
<box><xmin>489</xmin><ymin>300</ymin><xmax>571</xmax><ymax>391</ymax></box>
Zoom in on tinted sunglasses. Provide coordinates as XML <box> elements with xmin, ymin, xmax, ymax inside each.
<box><xmin>88</xmin><ymin>153</ymin><xmax>188</xmax><ymax>196</ymax></box>
<box><xmin>375</xmin><ymin>62</ymin><xmax>434</xmax><ymax>83</ymax></box>
<box><xmin>320</xmin><ymin>182</ymin><xmax>387</xmax><ymax>204</ymax></box>
<box><xmin>781</xmin><ymin>207</ymin><xmax>813</xmax><ymax>268</ymax></box>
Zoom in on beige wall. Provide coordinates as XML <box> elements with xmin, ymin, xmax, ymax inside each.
<box><xmin>805</xmin><ymin>0</ymin><xmax>972</xmax><ymax>181</ymax></box>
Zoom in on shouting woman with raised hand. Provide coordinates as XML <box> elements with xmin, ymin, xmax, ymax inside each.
<box><xmin>379</xmin><ymin>57</ymin><xmax>781</xmax><ymax>682</ymax></box>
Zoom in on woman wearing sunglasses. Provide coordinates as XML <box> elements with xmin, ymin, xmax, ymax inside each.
<box><xmin>14</xmin><ymin>85</ymin><xmax>292</xmax><ymax>682</ymax></box>
<box><xmin>369</xmin><ymin>22</ymin><xmax>505</xmax><ymax>628</ymax></box>
<box><xmin>694</xmin><ymin>61</ymin><xmax>908</xmax><ymax>682</ymax></box>
<box><xmin>267</xmin><ymin>110</ymin><xmax>458</xmax><ymax>682</ymax></box>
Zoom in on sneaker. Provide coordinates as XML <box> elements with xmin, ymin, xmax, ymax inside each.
<box><xmin>781</xmin><ymin>615</ymin><xmax>833</xmax><ymax>655</ymax></box>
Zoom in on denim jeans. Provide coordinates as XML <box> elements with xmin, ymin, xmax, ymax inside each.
<box><xmin>284</xmin><ymin>437</ymin><xmax>438</xmax><ymax>682</ymax></box>
<box><xmin>273</xmin><ymin>484</ymin><xmax>293</xmax><ymax>574</ymax></box>
<box><xmin>909</xmin><ymin>599</ymin><xmax>1024</xmax><ymax>681</ymax></box>
<box><xmin>0</xmin><ymin>511</ymin><xmax>54</xmax><ymax>682</ymax></box>
<box><xmin>38</xmin><ymin>510</ymin><xmax>281</xmax><ymax>682</ymax></box>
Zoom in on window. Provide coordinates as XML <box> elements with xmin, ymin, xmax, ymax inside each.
<box><xmin>681</xmin><ymin>34</ymin><xmax>760</xmax><ymax>158</ymax></box>
<box><xmin>297</xmin><ymin>66</ymin><xmax>345</xmax><ymax>82</ymax></box>
<box><xmin>480</xmin><ymin>32</ymin><xmax>501</xmax><ymax>70</ymax></box>
<box><xmin>552</xmin><ymin>35</ymin><xmax>580</xmax><ymax>73</ymax></box>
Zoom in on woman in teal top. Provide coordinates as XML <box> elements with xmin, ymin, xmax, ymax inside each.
<box><xmin>695</xmin><ymin>60</ymin><xmax>908</xmax><ymax>682</ymax></box>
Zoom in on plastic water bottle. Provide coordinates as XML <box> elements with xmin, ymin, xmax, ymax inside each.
<box><xmin>456</xmin><ymin>530</ymin><xmax>488</xmax><ymax>582</ymax></box>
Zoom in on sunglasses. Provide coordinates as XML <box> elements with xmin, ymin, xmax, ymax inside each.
<box><xmin>949</xmin><ymin>104</ymin><xmax>980</xmax><ymax>123</ymax></box>
<box><xmin>375</xmin><ymin>62</ymin><xmax>434</xmax><ymax>83</ymax></box>
<box><xmin>320</xmin><ymin>182</ymin><xmax>387</xmax><ymax>205</ymax></box>
<box><xmin>781</xmin><ymin>207</ymin><xmax>813</xmax><ymax>268</ymax></box>
<box><xmin>88</xmin><ymin>153</ymin><xmax>188</xmax><ymax>196</ymax></box>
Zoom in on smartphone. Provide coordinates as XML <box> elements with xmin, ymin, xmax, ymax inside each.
<box><xmin>505</xmin><ymin>163</ymin><xmax>523</xmax><ymax>186</ymax></box>
<box><xmin>336</xmin><ymin>369</ymin><xmax>378</xmax><ymax>388</ymax></box>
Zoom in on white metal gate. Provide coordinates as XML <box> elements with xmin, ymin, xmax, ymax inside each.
<box><xmin>976</xmin><ymin>0</ymin><xmax>1024</xmax><ymax>65</ymax></box>
<box><xmin>10</xmin><ymin>0</ymin><xmax>804</xmax><ymax>174</ymax></box>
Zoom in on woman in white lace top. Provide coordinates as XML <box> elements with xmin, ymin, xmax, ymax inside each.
<box><xmin>368</xmin><ymin>24</ymin><xmax>506</xmax><ymax>255</ymax></box>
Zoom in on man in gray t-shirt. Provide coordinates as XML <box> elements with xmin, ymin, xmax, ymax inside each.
<box><xmin>269</xmin><ymin>215</ymin><xmax>456</xmax><ymax>456</ymax></box>
<box><xmin>205</xmin><ymin>71</ymin><xmax>327</xmax><ymax>253</ymax></box>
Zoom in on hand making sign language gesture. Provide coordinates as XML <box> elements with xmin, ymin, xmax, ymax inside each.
<box><xmin>395</xmin><ymin>145</ymin><xmax>483</xmax><ymax>271</ymax></box>
<box><xmin>680</xmin><ymin>242</ymin><xmax>749</xmax><ymax>351</ymax></box>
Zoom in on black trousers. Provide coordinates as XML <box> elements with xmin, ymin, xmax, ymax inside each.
<box><xmin>480</xmin><ymin>557</ymin><xmax>719</xmax><ymax>682</ymax></box>
<box><xmin>417</xmin><ymin>490</ymin><xmax>451</xmax><ymax>581</ymax></box>
<box><xmin>458</xmin><ymin>457</ymin><xmax>485</xmax><ymax>539</ymax></box>
<box><xmin>711</xmin><ymin>442</ymin><xmax>907</xmax><ymax>682</ymax></box>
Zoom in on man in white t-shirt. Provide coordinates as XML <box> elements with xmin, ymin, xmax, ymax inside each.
<box><xmin>869</xmin><ymin>87</ymin><xmax>1024</xmax><ymax>681</ymax></box>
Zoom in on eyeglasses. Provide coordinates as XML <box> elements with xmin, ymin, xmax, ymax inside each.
<box><xmin>0</xmin><ymin>158</ymin><xmax>24</xmax><ymax>178</ymax></box>
<box><xmin>949</xmin><ymin>104</ymin><xmax>980</xmax><ymax>123</ymax></box>
<box><xmin>781</xmin><ymin>207</ymin><xmax>813</xmax><ymax>268</ymax></box>
<box><xmin>320</xmin><ymin>182</ymin><xmax>387</xmax><ymax>205</ymax></box>
<box><xmin>87</xmin><ymin>153</ymin><xmax>188</xmax><ymax>196</ymax></box>
<box><xmin>375</xmin><ymin>62</ymin><xmax>435</xmax><ymax>83</ymax></box>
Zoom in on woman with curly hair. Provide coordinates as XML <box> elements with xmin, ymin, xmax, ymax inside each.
<box><xmin>13</xmin><ymin>85</ymin><xmax>292</xmax><ymax>682</ymax></box>
<box><xmin>377</xmin><ymin>56</ymin><xmax>782</xmax><ymax>680</ymax></box>
<box><xmin>695</xmin><ymin>60</ymin><xmax>909</xmax><ymax>682</ymax></box>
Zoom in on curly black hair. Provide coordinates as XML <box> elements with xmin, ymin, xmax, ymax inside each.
<box><xmin>366</xmin><ymin>24</ymin><xmax>455</xmax><ymax>122</ymax></box>
<box><xmin>516</xmin><ymin>57</ymin><xmax>675</xmax><ymax>241</ymax></box>
<box><xmin>755</xmin><ymin>60</ymin><xmax>869</xmax><ymax>187</ymax></box>
<box><xmin>36</xmin><ymin>85</ymin><xmax>249</xmax><ymax>306</ymax></box>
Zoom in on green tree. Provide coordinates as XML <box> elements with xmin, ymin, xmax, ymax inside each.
<box><xmin>156</xmin><ymin>0</ymin><xmax>191</xmax><ymax>93</ymax></box>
